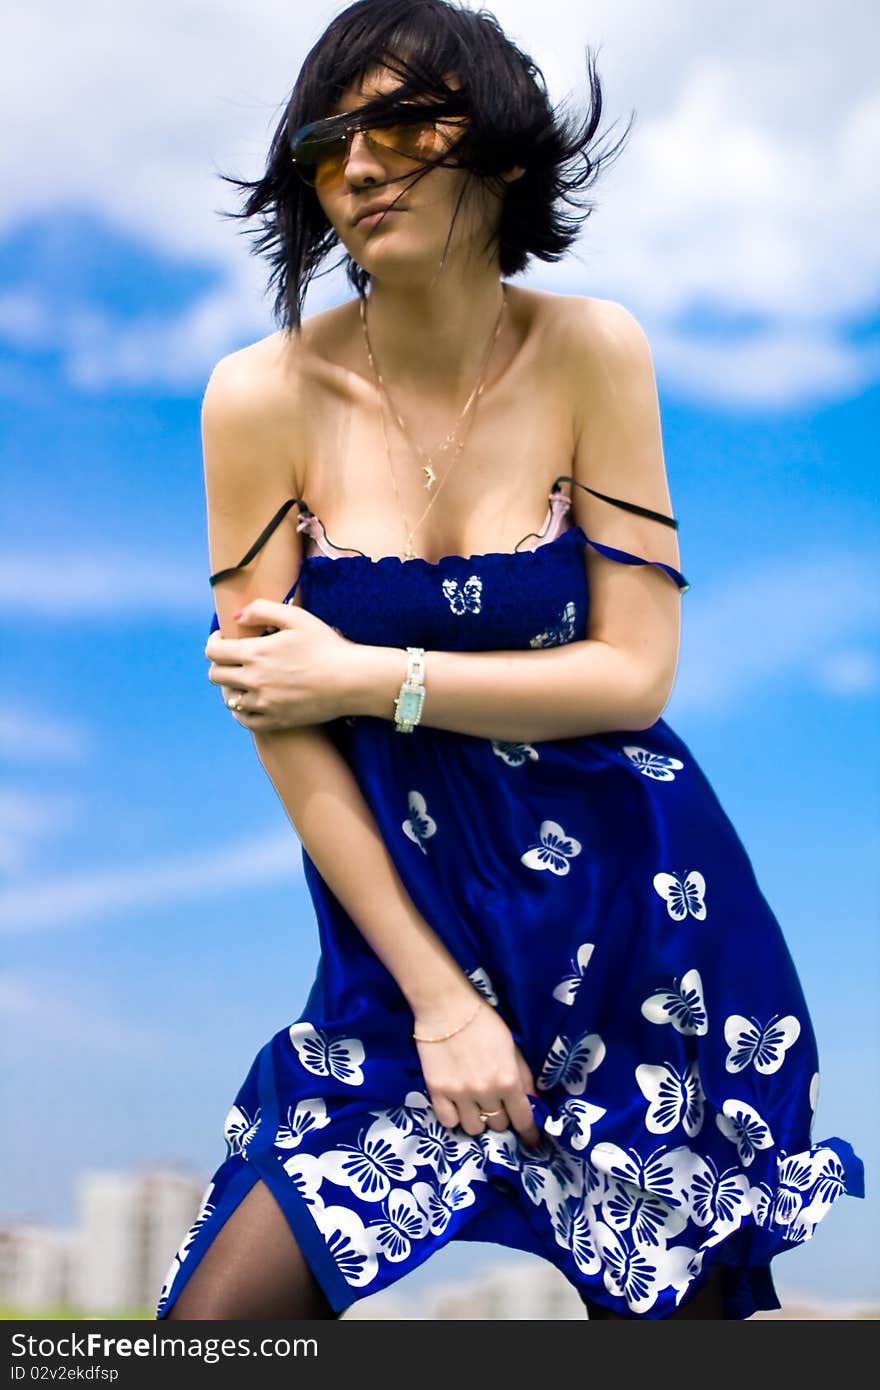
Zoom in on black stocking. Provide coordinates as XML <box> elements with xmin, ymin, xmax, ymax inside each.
<box><xmin>164</xmin><ymin>1176</ymin><xmax>342</xmax><ymax>1320</ymax></box>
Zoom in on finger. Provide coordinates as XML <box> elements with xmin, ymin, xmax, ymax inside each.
<box><xmin>204</xmin><ymin>635</ymin><xmax>251</xmax><ymax>661</ymax></box>
<box><xmin>232</xmin><ymin>600</ymin><xmax>297</xmax><ymax>630</ymax></box>
<box><xmin>474</xmin><ymin>1097</ymin><xmax>510</xmax><ymax>1133</ymax></box>
<box><xmin>457</xmin><ymin>1097</ymin><xmax>491</xmax><ymax>1138</ymax></box>
<box><xmin>503</xmin><ymin>1087</ymin><xmax>541</xmax><ymax>1148</ymax></box>
<box><xmin>430</xmin><ymin>1093</ymin><xmax>460</xmax><ymax>1131</ymax></box>
<box><xmin>207</xmin><ymin>662</ymin><xmax>247</xmax><ymax>686</ymax></box>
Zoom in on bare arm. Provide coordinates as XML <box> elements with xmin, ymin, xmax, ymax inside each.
<box><xmin>220</xmin><ymin>299</ymin><xmax>687</xmax><ymax>744</ymax></box>
<box><xmin>201</xmin><ymin>352</ymin><xmax>540</xmax><ymax>1142</ymax></box>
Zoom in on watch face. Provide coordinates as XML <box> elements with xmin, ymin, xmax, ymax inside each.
<box><xmin>398</xmin><ymin>689</ymin><xmax>424</xmax><ymax>722</ymax></box>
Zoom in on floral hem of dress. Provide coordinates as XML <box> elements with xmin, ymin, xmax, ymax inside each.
<box><xmin>155</xmin><ymin>1057</ymin><xmax>865</xmax><ymax>1322</ymax></box>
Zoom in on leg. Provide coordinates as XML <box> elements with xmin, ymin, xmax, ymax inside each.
<box><xmin>583</xmin><ymin>1264</ymin><xmax>731</xmax><ymax>1320</ymax></box>
<box><xmin>166</xmin><ymin>1176</ymin><xmax>342</xmax><ymax>1320</ymax></box>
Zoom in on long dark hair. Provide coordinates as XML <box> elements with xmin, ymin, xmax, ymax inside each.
<box><xmin>216</xmin><ymin>0</ymin><xmax>634</xmax><ymax>332</ymax></box>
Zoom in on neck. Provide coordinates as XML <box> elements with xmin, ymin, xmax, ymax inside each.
<box><xmin>361</xmin><ymin>268</ymin><xmax>508</xmax><ymax>396</ymax></box>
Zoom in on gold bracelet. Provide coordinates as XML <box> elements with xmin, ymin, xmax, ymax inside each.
<box><xmin>413</xmin><ymin>997</ymin><xmax>483</xmax><ymax>1043</ymax></box>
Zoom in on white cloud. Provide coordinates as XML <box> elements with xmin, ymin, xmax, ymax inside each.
<box><xmin>0</xmin><ymin>553</ymin><xmax>204</xmax><ymax>613</ymax></box>
<box><xmin>0</xmin><ymin>1</ymin><xmax>875</xmax><ymax>404</ymax></box>
<box><xmin>671</xmin><ymin>545</ymin><xmax>880</xmax><ymax>714</ymax></box>
<box><xmin>0</xmin><ymin>711</ymin><xmax>92</xmax><ymax>761</ymax></box>
<box><xmin>0</xmin><ymin>828</ymin><xmax>302</xmax><ymax>933</ymax></box>
<box><xmin>0</xmin><ymin>788</ymin><xmax>83</xmax><ymax>872</ymax></box>
<box><xmin>813</xmin><ymin>647</ymin><xmax>880</xmax><ymax>696</ymax></box>
<box><xmin>0</xmin><ymin>970</ymin><xmax>166</xmax><ymax>1060</ymax></box>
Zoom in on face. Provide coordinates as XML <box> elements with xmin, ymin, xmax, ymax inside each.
<box><xmin>302</xmin><ymin>65</ymin><xmax>513</xmax><ymax>283</ymax></box>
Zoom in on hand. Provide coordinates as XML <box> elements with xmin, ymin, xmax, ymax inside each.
<box><xmin>413</xmin><ymin>994</ymin><xmax>542</xmax><ymax>1148</ymax></box>
<box><xmin>205</xmin><ymin>599</ymin><xmax>357</xmax><ymax>732</ymax></box>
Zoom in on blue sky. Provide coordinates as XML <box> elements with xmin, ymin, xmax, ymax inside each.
<box><xmin>2</xmin><ymin>0</ymin><xmax>878</xmax><ymax>1311</ymax></box>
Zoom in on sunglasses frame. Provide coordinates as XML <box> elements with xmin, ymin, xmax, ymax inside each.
<box><xmin>288</xmin><ymin>96</ymin><xmax>470</xmax><ymax>187</ymax></box>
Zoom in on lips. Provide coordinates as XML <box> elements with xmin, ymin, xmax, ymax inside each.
<box><xmin>354</xmin><ymin>205</ymin><xmax>403</xmax><ymax>227</ymax></box>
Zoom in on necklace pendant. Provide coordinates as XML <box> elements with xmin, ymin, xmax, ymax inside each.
<box><xmin>423</xmin><ymin>464</ymin><xmax>437</xmax><ymax>490</ymax></box>
<box><xmin>404</xmin><ymin>536</ymin><xmax>415</xmax><ymax>560</ymax></box>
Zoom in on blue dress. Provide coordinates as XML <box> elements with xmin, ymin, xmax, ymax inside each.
<box><xmin>156</xmin><ymin>475</ymin><xmax>864</xmax><ymax>1320</ymax></box>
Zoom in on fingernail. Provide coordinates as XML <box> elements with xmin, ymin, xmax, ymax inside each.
<box><xmin>232</xmin><ymin>608</ymin><xmax>244</xmax><ymax>621</ymax></box>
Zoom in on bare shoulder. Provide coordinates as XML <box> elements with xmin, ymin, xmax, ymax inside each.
<box><xmin>202</xmin><ymin>330</ymin><xmax>311</xmax><ymax>496</ymax></box>
<box><xmin>545</xmin><ymin>293</ymin><xmax>675</xmax><ymax>523</ymax></box>
<box><xmin>543</xmin><ymin>293</ymin><xmax>654</xmax><ymax>376</ymax></box>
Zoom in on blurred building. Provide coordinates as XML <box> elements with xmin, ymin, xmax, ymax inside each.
<box><xmin>0</xmin><ymin>1222</ymin><xmax>79</xmax><ymax>1310</ymax></box>
<box><xmin>2</xmin><ymin>1166</ymin><xmax>204</xmax><ymax>1314</ymax></box>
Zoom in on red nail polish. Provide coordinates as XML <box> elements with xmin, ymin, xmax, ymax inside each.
<box><xmin>232</xmin><ymin>608</ymin><xmax>244</xmax><ymax>621</ymax></box>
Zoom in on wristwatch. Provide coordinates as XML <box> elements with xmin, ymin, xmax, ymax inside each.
<box><xmin>393</xmin><ymin>647</ymin><xmax>426</xmax><ymax>733</ymax></box>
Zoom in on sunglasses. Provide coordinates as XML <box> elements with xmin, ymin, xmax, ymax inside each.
<box><xmin>289</xmin><ymin>99</ymin><xmax>467</xmax><ymax>189</ymax></box>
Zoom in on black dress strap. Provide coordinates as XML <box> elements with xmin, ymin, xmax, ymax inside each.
<box><xmin>552</xmin><ymin>475</ymin><xmax>679</xmax><ymax>530</ymax></box>
<box><xmin>209</xmin><ymin>498</ymin><xmax>309</xmax><ymax>587</ymax></box>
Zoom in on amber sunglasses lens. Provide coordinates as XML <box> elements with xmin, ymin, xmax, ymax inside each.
<box><xmin>291</xmin><ymin>118</ymin><xmax>442</xmax><ymax>187</ymax></box>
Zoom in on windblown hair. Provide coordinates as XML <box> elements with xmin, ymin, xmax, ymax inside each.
<box><xmin>216</xmin><ymin>0</ymin><xmax>634</xmax><ymax>332</ymax></box>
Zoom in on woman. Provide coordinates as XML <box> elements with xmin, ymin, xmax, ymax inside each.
<box><xmin>156</xmin><ymin>0</ymin><xmax>863</xmax><ymax>1321</ymax></box>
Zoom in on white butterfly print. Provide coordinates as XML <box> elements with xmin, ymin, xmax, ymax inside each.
<box><xmin>770</xmin><ymin>1154</ymin><xmax>813</xmax><ymax>1226</ymax></box>
<box><xmin>594</xmin><ymin>1222</ymin><xmax>664</xmax><ymax>1314</ymax></box>
<box><xmin>687</xmin><ymin>1154</ymin><xmax>751</xmax><ymax>1236</ymax></box>
<box><xmin>529</xmin><ymin>600</ymin><xmax>578</xmax><ymax>648</ymax></box>
<box><xmin>809</xmin><ymin>1071</ymin><xmax>820</xmax><ymax>1112</ymax></box>
<box><xmin>491</xmin><ymin>739</ymin><xmax>540</xmax><ymax>767</ymax></box>
<box><xmin>521</xmin><ymin>819</ymin><xmax>583</xmax><ymax>875</ymax></box>
<box><xmin>589</xmin><ymin>1142</ymin><xmax>696</xmax><ymax>1214</ymax></box>
<box><xmin>724</xmin><ymin>1013</ymin><xmax>801</xmax><ymax>1074</ymax></box>
<box><xmin>156</xmin><ymin>1180</ymin><xmax>217</xmax><ymax>1314</ymax></box>
<box><xmin>407</xmin><ymin>1113</ymin><xmax>474</xmax><ymax>1182</ymax></box>
<box><xmin>552</xmin><ymin>942</ymin><xmax>595</xmax><ymax>1005</ymax></box>
<box><xmin>402</xmin><ymin>790</ymin><xmax>438</xmax><ymax>855</ymax></box>
<box><xmin>602</xmin><ymin>1177</ymin><xmax>688</xmax><ymax>1250</ymax></box>
<box><xmin>312</xmin><ymin>1203</ymin><xmax>379</xmax><ymax>1289</ymax></box>
<box><xmin>289</xmin><ymin>1022</ymin><xmax>365</xmax><ymax>1086</ymax></box>
<box><xmin>715</xmin><ymin>1099</ymin><xmax>774</xmax><ymax>1167</ymax></box>
<box><xmin>779</xmin><ymin>1217</ymin><xmax>811</xmax><ymax>1245</ymax></box>
<box><xmin>748</xmin><ymin>1181</ymin><xmax>773</xmax><ymax>1226</ymax></box>
<box><xmin>641</xmin><ymin>969</ymin><xmax>708</xmax><ymax>1035</ymax></box>
<box><xmin>635</xmin><ymin>1060</ymin><xmax>705</xmax><ymax>1137</ymax></box>
<box><xmin>655</xmin><ymin>1243</ymin><xmax>706</xmax><ymax>1309</ymax></box>
<box><xmin>373</xmin><ymin>1089</ymin><xmax>433</xmax><ymax>1136</ymax></box>
<box><xmin>279</xmin><ymin>1152</ymin><xmax>326</xmax><ymax>1209</ymax></box>
<box><xmin>320</xmin><ymin>1125</ymin><xmax>420</xmax><ymax>1203</ymax></box>
<box><xmin>175</xmin><ymin>1181</ymin><xmax>216</xmax><ymax>1260</ymax></box>
<box><xmin>412</xmin><ymin>1172</ymin><xmax>480</xmax><ymax>1234</ymax></box>
<box><xmin>223</xmin><ymin>1103</ymin><xmax>260</xmax><ymax>1157</ymax></box>
<box><xmin>798</xmin><ymin>1147</ymin><xmax>849</xmax><ymax>1220</ymax></box>
<box><xmin>518</xmin><ymin>1152</ymin><xmax>577</xmax><ymax>1217</ymax></box>
<box><xmin>467</xmin><ymin>965</ymin><xmax>499</xmax><ymax>1006</ymax></box>
<box><xmin>538</xmin><ymin>1030</ymin><xmax>606</xmax><ymax>1095</ymax></box>
<box><xmin>367</xmin><ymin>1188</ymin><xmax>429</xmax><ymax>1262</ymax></box>
<box><xmin>441</xmin><ymin>574</ymin><xmax>482</xmax><ymax>615</ymax></box>
<box><xmin>274</xmin><ymin>1097</ymin><xmax>331</xmax><ymax>1150</ymax></box>
<box><xmin>551</xmin><ymin>1197</ymin><xmax>602</xmax><ymax>1275</ymax></box>
<box><xmin>652</xmin><ymin>869</ymin><xmax>707</xmax><ymax>921</ymax></box>
<box><xmin>621</xmin><ymin>745</ymin><xmax>685</xmax><ymax>781</ymax></box>
<box><xmin>545</xmin><ymin>1097</ymin><xmax>607</xmax><ymax>1152</ymax></box>
<box><xmin>478</xmin><ymin>1129</ymin><xmax>520</xmax><ymax>1171</ymax></box>
<box><xmin>541</xmin><ymin>1145</ymin><xmax>587</xmax><ymax>1203</ymax></box>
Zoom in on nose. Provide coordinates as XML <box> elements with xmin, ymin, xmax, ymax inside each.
<box><xmin>342</xmin><ymin>128</ymin><xmax>387</xmax><ymax>185</ymax></box>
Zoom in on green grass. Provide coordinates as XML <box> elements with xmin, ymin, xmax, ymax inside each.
<box><xmin>1</xmin><ymin>1304</ymin><xmax>155</xmax><ymax>1320</ymax></box>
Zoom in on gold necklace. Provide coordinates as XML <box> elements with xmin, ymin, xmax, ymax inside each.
<box><xmin>359</xmin><ymin>289</ymin><xmax>505</xmax><ymax>491</ymax></box>
<box><xmin>360</xmin><ymin>288</ymin><xmax>507</xmax><ymax>560</ymax></box>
